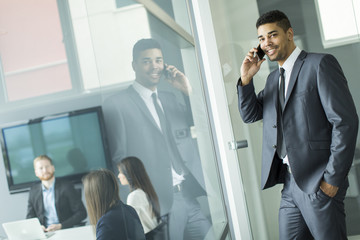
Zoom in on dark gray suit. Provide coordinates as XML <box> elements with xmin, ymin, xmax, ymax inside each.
<box><xmin>103</xmin><ymin>85</ymin><xmax>212</xmax><ymax>240</ymax></box>
<box><xmin>238</xmin><ymin>51</ymin><xmax>358</xmax><ymax>239</ymax></box>
<box><xmin>26</xmin><ymin>179</ymin><xmax>87</xmax><ymax>229</ymax></box>
<box><xmin>103</xmin><ymin>86</ymin><xmax>206</xmax><ymax>215</ymax></box>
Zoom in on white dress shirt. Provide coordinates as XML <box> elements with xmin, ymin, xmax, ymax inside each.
<box><xmin>132</xmin><ymin>81</ymin><xmax>185</xmax><ymax>185</ymax></box>
<box><xmin>278</xmin><ymin>46</ymin><xmax>302</xmax><ymax>167</ymax></box>
<box><xmin>42</xmin><ymin>179</ymin><xmax>59</xmax><ymax>227</ymax></box>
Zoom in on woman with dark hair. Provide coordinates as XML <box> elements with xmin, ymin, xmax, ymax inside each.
<box><xmin>83</xmin><ymin>169</ymin><xmax>145</xmax><ymax>240</ymax></box>
<box><xmin>117</xmin><ymin>157</ymin><xmax>160</xmax><ymax>234</ymax></box>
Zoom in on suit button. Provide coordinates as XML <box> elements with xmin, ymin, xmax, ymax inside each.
<box><xmin>272</xmin><ymin>145</ymin><xmax>277</xmax><ymax>149</ymax></box>
<box><xmin>272</xmin><ymin>125</ymin><xmax>277</xmax><ymax>128</ymax></box>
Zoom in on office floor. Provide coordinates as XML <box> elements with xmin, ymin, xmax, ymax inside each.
<box><xmin>345</xmin><ymin>196</ymin><xmax>360</xmax><ymax>236</ymax></box>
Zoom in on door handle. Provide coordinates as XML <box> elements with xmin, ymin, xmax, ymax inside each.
<box><xmin>228</xmin><ymin>140</ymin><xmax>248</xmax><ymax>150</ymax></box>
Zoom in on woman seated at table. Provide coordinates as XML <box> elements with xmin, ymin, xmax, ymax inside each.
<box><xmin>117</xmin><ymin>157</ymin><xmax>160</xmax><ymax>234</ymax></box>
<box><xmin>83</xmin><ymin>168</ymin><xmax>145</xmax><ymax>240</ymax></box>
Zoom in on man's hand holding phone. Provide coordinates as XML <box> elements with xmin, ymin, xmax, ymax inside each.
<box><xmin>240</xmin><ymin>44</ymin><xmax>266</xmax><ymax>86</ymax></box>
<box><xmin>164</xmin><ymin>64</ymin><xmax>192</xmax><ymax>95</ymax></box>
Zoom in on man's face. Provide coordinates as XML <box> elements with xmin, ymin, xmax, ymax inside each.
<box><xmin>132</xmin><ymin>48</ymin><xmax>164</xmax><ymax>90</ymax></box>
<box><xmin>34</xmin><ymin>159</ymin><xmax>55</xmax><ymax>181</ymax></box>
<box><xmin>257</xmin><ymin>22</ymin><xmax>293</xmax><ymax>65</ymax></box>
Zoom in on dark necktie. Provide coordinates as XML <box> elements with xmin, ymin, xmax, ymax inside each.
<box><xmin>152</xmin><ymin>93</ymin><xmax>167</xmax><ymax>133</ymax></box>
<box><xmin>151</xmin><ymin>93</ymin><xmax>183</xmax><ymax>174</ymax></box>
<box><xmin>277</xmin><ymin>68</ymin><xmax>287</xmax><ymax>159</ymax></box>
<box><xmin>279</xmin><ymin>67</ymin><xmax>285</xmax><ymax>109</ymax></box>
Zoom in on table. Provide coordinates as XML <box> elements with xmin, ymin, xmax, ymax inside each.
<box><xmin>48</xmin><ymin>225</ymin><xmax>95</xmax><ymax>240</ymax></box>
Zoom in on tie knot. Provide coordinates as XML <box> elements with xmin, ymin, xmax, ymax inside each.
<box><xmin>151</xmin><ymin>92</ymin><xmax>157</xmax><ymax>101</ymax></box>
<box><xmin>280</xmin><ymin>67</ymin><xmax>285</xmax><ymax>76</ymax></box>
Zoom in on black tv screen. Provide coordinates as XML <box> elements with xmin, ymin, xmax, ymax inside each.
<box><xmin>1</xmin><ymin>106</ymin><xmax>111</xmax><ymax>193</ymax></box>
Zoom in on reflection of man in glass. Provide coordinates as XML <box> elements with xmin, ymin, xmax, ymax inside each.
<box><xmin>103</xmin><ymin>39</ymin><xmax>211</xmax><ymax>239</ymax></box>
<box><xmin>26</xmin><ymin>155</ymin><xmax>87</xmax><ymax>232</ymax></box>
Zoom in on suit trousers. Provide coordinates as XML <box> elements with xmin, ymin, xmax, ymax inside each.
<box><xmin>168</xmin><ymin>191</ymin><xmax>213</xmax><ymax>240</ymax></box>
<box><xmin>279</xmin><ymin>169</ymin><xmax>348</xmax><ymax>240</ymax></box>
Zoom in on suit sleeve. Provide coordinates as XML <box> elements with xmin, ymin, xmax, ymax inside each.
<box><xmin>317</xmin><ymin>54</ymin><xmax>359</xmax><ymax>186</ymax></box>
<box><xmin>26</xmin><ymin>189</ymin><xmax>37</xmax><ymax>219</ymax></box>
<box><xmin>102</xmin><ymin>97</ymin><xmax>128</xmax><ymax>168</ymax></box>
<box><xmin>59</xmin><ymin>182</ymin><xmax>87</xmax><ymax>229</ymax></box>
<box><xmin>237</xmin><ymin>78</ymin><xmax>264</xmax><ymax>123</ymax></box>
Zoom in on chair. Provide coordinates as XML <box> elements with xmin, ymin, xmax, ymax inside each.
<box><xmin>145</xmin><ymin>214</ymin><xmax>169</xmax><ymax>240</ymax></box>
<box><xmin>73</xmin><ymin>187</ymin><xmax>87</xmax><ymax>227</ymax></box>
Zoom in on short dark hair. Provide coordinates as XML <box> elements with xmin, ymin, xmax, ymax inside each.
<box><xmin>256</xmin><ymin>10</ymin><xmax>292</xmax><ymax>32</ymax></box>
<box><xmin>132</xmin><ymin>38</ymin><xmax>162</xmax><ymax>62</ymax></box>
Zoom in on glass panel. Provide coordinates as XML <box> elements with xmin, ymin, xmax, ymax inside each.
<box><xmin>114</xmin><ymin>0</ymin><xmax>192</xmax><ymax>36</ymax></box>
<box><xmin>84</xmin><ymin>1</ymin><xmax>228</xmax><ymax>239</ymax></box>
<box><xmin>0</xmin><ymin>0</ymin><xmax>72</xmax><ymax>101</ymax></box>
<box><xmin>209</xmin><ymin>0</ymin><xmax>360</xmax><ymax>239</ymax></box>
<box><xmin>150</xmin><ymin>0</ymin><xmax>193</xmax><ymax>35</ymax></box>
<box><xmin>208</xmin><ymin>1</ymin><xmax>276</xmax><ymax>239</ymax></box>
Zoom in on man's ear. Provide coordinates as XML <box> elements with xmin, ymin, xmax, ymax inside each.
<box><xmin>132</xmin><ymin>61</ymin><xmax>136</xmax><ymax>72</ymax></box>
<box><xmin>287</xmin><ymin>27</ymin><xmax>294</xmax><ymax>41</ymax></box>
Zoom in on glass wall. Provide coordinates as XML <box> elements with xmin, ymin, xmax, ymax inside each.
<box><xmin>82</xmin><ymin>0</ymin><xmax>228</xmax><ymax>239</ymax></box>
<box><xmin>209</xmin><ymin>0</ymin><xmax>360</xmax><ymax>239</ymax></box>
<box><xmin>0</xmin><ymin>0</ymin><xmax>229</xmax><ymax>239</ymax></box>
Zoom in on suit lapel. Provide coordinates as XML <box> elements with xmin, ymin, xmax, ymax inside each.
<box><xmin>127</xmin><ymin>86</ymin><xmax>163</xmax><ymax>133</ymax></box>
<box><xmin>284</xmin><ymin>50</ymin><xmax>307</xmax><ymax>110</ymax></box>
<box><xmin>270</xmin><ymin>71</ymin><xmax>280</xmax><ymax>113</ymax></box>
<box><xmin>37</xmin><ymin>183</ymin><xmax>45</xmax><ymax>216</ymax></box>
<box><xmin>34</xmin><ymin>183</ymin><xmax>45</xmax><ymax>223</ymax></box>
<box><xmin>54</xmin><ymin>180</ymin><xmax>60</xmax><ymax>213</ymax></box>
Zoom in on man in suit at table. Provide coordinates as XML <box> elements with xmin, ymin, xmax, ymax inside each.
<box><xmin>237</xmin><ymin>10</ymin><xmax>358</xmax><ymax>240</ymax></box>
<box><xmin>26</xmin><ymin>155</ymin><xmax>87</xmax><ymax>232</ymax></box>
<box><xmin>102</xmin><ymin>38</ymin><xmax>212</xmax><ymax>240</ymax></box>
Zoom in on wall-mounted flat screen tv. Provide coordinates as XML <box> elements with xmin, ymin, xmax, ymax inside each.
<box><xmin>1</xmin><ymin>106</ymin><xmax>112</xmax><ymax>193</ymax></box>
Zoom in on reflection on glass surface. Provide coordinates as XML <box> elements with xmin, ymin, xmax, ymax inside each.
<box><xmin>2</xmin><ymin>110</ymin><xmax>108</xmax><ymax>185</ymax></box>
<box><xmin>69</xmin><ymin>0</ymin><xmax>151</xmax><ymax>89</ymax></box>
<box><xmin>84</xmin><ymin>1</ymin><xmax>227</xmax><ymax>239</ymax></box>
<box><xmin>0</xmin><ymin>0</ymin><xmax>72</xmax><ymax>101</ymax></box>
<box><xmin>150</xmin><ymin>0</ymin><xmax>192</xmax><ymax>35</ymax></box>
<box><xmin>115</xmin><ymin>0</ymin><xmax>193</xmax><ymax>36</ymax></box>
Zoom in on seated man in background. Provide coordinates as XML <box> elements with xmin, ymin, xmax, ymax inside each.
<box><xmin>26</xmin><ymin>155</ymin><xmax>87</xmax><ymax>232</ymax></box>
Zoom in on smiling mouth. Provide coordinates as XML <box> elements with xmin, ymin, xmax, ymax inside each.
<box><xmin>266</xmin><ymin>46</ymin><xmax>278</xmax><ymax>56</ymax></box>
<box><xmin>149</xmin><ymin>72</ymin><xmax>161</xmax><ymax>79</ymax></box>
<box><xmin>266</xmin><ymin>49</ymin><xmax>276</xmax><ymax>55</ymax></box>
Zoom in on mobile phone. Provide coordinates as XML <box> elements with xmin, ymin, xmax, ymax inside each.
<box><xmin>256</xmin><ymin>44</ymin><xmax>265</xmax><ymax>60</ymax></box>
<box><xmin>164</xmin><ymin>64</ymin><xmax>171</xmax><ymax>78</ymax></box>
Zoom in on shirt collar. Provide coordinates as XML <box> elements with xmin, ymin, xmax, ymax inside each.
<box><xmin>279</xmin><ymin>46</ymin><xmax>301</xmax><ymax>73</ymax></box>
<box><xmin>42</xmin><ymin>179</ymin><xmax>55</xmax><ymax>192</ymax></box>
<box><xmin>133</xmin><ymin>81</ymin><xmax>158</xmax><ymax>100</ymax></box>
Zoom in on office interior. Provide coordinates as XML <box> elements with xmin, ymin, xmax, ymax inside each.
<box><xmin>0</xmin><ymin>0</ymin><xmax>359</xmax><ymax>239</ymax></box>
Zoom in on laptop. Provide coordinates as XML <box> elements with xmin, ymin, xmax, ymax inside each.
<box><xmin>2</xmin><ymin>218</ymin><xmax>55</xmax><ymax>240</ymax></box>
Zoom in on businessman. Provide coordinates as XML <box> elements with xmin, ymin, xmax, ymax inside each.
<box><xmin>102</xmin><ymin>38</ymin><xmax>211</xmax><ymax>240</ymax></box>
<box><xmin>26</xmin><ymin>155</ymin><xmax>87</xmax><ymax>231</ymax></box>
<box><xmin>237</xmin><ymin>10</ymin><xmax>358</xmax><ymax>239</ymax></box>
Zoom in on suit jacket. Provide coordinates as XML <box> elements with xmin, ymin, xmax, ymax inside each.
<box><xmin>26</xmin><ymin>178</ymin><xmax>87</xmax><ymax>228</ymax></box>
<box><xmin>102</xmin><ymin>85</ymin><xmax>205</xmax><ymax>214</ymax></box>
<box><xmin>96</xmin><ymin>201</ymin><xmax>145</xmax><ymax>240</ymax></box>
<box><xmin>237</xmin><ymin>51</ymin><xmax>359</xmax><ymax>193</ymax></box>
